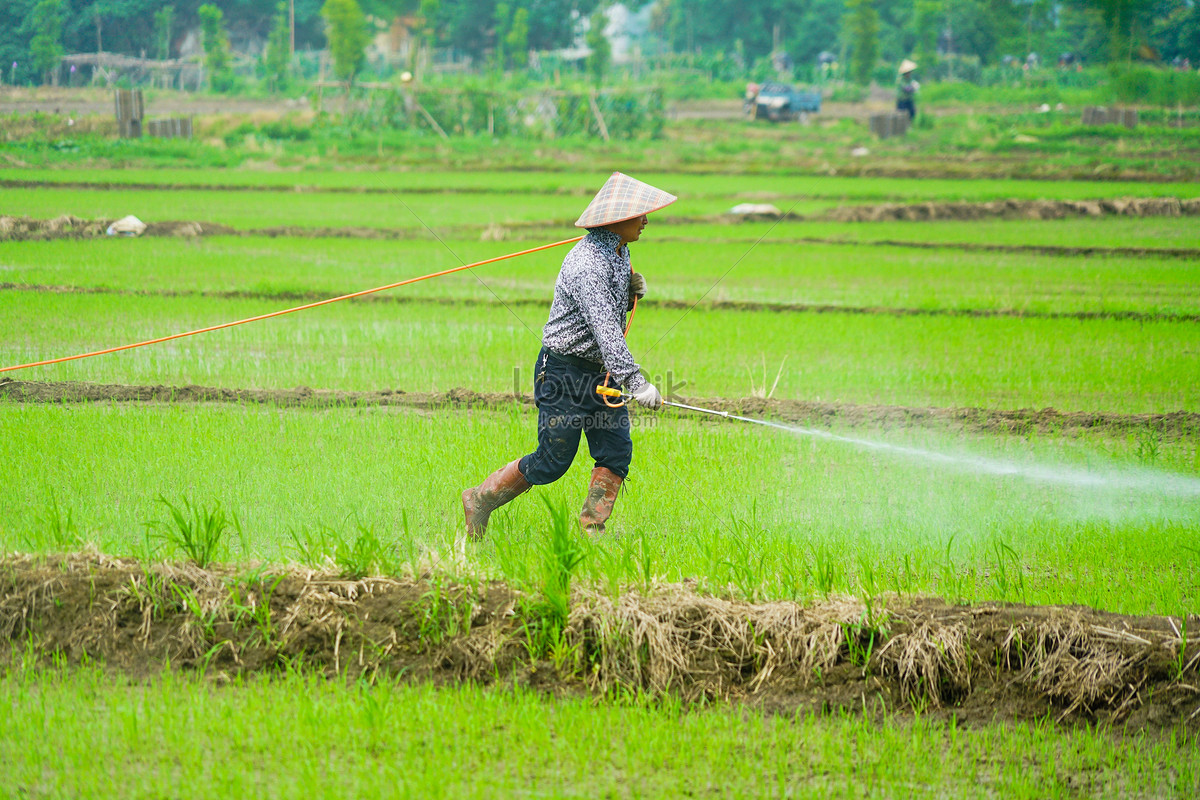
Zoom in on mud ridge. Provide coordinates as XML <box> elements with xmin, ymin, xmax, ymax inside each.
<box><xmin>0</xmin><ymin>215</ymin><xmax>236</xmax><ymax>240</ymax></box>
<box><xmin>779</xmin><ymin>236</ymin><xmax>1200</xmax><ymax>260</ymax></box>
<box><xmin>818</xmin><ymin>196</ymin><xmax>1200</xmax><ymax>222</ymax></box>
<box><xmin>2</xmin><ymin>553</ymin><xmax>1197</xmax><ymax>730</ymax></box>
<box><xmin>4</xmin><ymin>282</ymin><xmax>1196</xmax><ymax>324</ymax></box>
<box><xmin>2</xmin><ymin>378</ymin><xmax>1194</xmax><ymax>440</ymax></box>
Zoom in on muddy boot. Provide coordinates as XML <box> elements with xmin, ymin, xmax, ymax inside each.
<box><xmin>579</xmin><ymin>467</ymin><xmax>623</xmax><ymax>535</ymax></box>
<box><xmin>462</xmin><ymin>460</ymin><xmax>531</xmax><ymax>539</ymax></box>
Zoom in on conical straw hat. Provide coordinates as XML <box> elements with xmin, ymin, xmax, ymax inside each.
<box><xmin>899</xmin><ymin>59</ymin><xmax>918</xmax><ymax>74</ymax></box>
<box><xmin>575</xmin><ymin>172</ymin><xmax>677</xmax><ymax>228</ymax></box>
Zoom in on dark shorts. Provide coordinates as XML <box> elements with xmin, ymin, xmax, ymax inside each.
<box><xmin>518</xmin><ymin>347</ymin><xmax>633</xmax><ymax>485</ymax></box>
<box><xmin>897</xmin><ymin>98</ymin><xmax>915</xmax><ymax>118</ymax></box>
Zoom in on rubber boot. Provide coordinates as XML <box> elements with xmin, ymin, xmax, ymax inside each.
<box><xmin>579</xmin><ymin>467</ymin><xmax>623</xmax><ymax>535</ymax></box>
<box><xmin>462</xmin><ymin>460</ymin><xmax>530</xmax><ymax>539</ymax></box>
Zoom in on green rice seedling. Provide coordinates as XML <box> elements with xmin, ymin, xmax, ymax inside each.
<box><xmin>842</xmin><ymin>617</ymin><xmax>880</xmax><ymax>672</ymax></box>
<box><xmin>489</xmin><ymin>527</ymin><xmax>536</xmax><ymax>587</ymax></box>
<box><xmin>592</xmin><ymin>540</ymin><xmax>630</xmax><ymax>602</ymax></box>
<box><xmin>808</xmin><ymin>543</ymin><xmax>843</xmax><ymax>599</ymax></box>
<box><xmin>891</xmin><ymin>554</ymin><xmax>920</xmax><ymax>597</ymax></box>
<box><xmin>228</xmin><ymin>573</ymin><xmax>283</xmax><ymax>647</ymax></box>
<box><xmin>1135</xmin><ymin>429</ymin><xmax>1163</xmax><ymax>466</ymax></box>
<box><xmin>132</xmin><ymin>565</ymin><xmax>173</xmax><ymax>622</ymax></box>
<box><xmin>11</xmin><ymin>166</ymin><xmax>1200</xmax><ymax>200</ymax></box>
<box><xmin>772</xmin><ymin>542</ymin><xmax>810</xmax><ymax>602</ymax></box>
<box><xmin>144</xmin><ymin>496</ymin><xmax>236</xmax><ymax>568</ymax></box>
<box><xmin>22</xmin><ymin>490</ymin><xmax>81</xmax><ymax>551</ymax></box>
<box><xmin>415</xmin><ymin>575</ymin><xmax>475</xmax><ymax>647</ymax></box>
<box><xmin>939</xmin><ymin>536</ymin><xmax>970</xmax><ymax>603</ymax></box>
<box><xmin>990</xmin><ymin>541</ymin><xmax>1027</xmax><ymax>603</ymax></box>
<box><xmin>11</xmin><ymin>230</ymin><xmax>1200</xmax><ymax>316</ymax></box>
<box><xmin>285</xmin><ymin>524</ymin><xmax>338</xmax><ymax>567</ymax></box>
<box><xmin>855</xmin><ymin>553</ymin><xmax>887</xmax><ymax>627</ymax></box>
<box><xmin>519</xmin><ymin>500</ymin><xmax>586</xmax><ymax>662</ymax></box>
<box><xmin>721</xmin><ymin>507</ymin><xmax>770</xmax><ymax>601</ymax></box>
<box><xmin>170</xmin><ymin>582</ymin><xmax>218</xmax><ymax>641</ymax></box>
<box><xmin>334</xmin><ymin>521</ymin><xmax>397</xmax><ymax>579</ymax></box>
<box><xmin>11</xmin><ymin>290</ymin><xmax>1199</xmax><ymax>413</ymax></box>
<box><xmin>1172</xmin><ymin>615</ymin><xmax>1191</xmax><ymax>681</ymax></box>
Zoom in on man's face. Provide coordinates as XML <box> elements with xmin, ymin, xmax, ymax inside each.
<box><xmin>606</xmin><ymin>215</ymin><xmax>649</xmax><ymax>244</ymax></box>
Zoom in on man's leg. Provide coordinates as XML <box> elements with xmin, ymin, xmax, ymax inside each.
<box><xmin>462</xmin><ymin>352</ymin><xmax>584</xmax><ymax>538</ymax></box>
<box><xmin>462</xmin><ymin>459</ymin><xmax>530</xmax><ymax>539</ymax></box>
<box><xmin>579</xmin><ymin>404</ymin><xmax>633</xmax><ymax>534</ymax></box>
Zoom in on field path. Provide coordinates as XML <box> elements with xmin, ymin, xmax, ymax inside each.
<box><xmin>3</xmin><ymin>378</ymin><xmax>1194</xmax><ymax>439</ymax></box>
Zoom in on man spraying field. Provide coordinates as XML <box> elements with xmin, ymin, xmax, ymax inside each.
<box><xmin>461</xmin><ymin>172</ymin><xmax>676</xmax><ymax>537</ymax></box>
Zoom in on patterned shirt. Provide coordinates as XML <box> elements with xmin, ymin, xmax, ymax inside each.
<box><xmin>542</xmin><ymin>228</ymin><xmax>647</xmax><ymax>392</ymax></box>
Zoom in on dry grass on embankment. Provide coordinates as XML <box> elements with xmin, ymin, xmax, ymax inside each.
<box><xmin>4</xmin><ymin>378</ymin><xmax>1196</xmax><ymax>441</ymax></box>
<box><xmin>2</xmin><ymin>552</ymin><xmax>1197</xmax><ymax>730</ymax></box>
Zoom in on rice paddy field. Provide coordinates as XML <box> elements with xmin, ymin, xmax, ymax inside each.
<box><xmin>3</xmin><ymin>145</ymin><xmax>1200</xmax><ymax>796</ymax></box>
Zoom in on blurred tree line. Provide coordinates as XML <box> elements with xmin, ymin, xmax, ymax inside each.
<box><xmin>1</xmin><ymin>0</ymin><xmax>1198</xmax><ymax>87</ymax></box>
<box><xmin>652</xmin><ymin>0</ymin><xmax>1199</xmax><ymax>73</ymax></box>
<box><xmin>0</xmin><ymin>0</ymin><xmax>603</xmax><ymax>83</ymax></box>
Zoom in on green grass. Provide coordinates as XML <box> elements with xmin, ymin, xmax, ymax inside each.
<box><xmin>3</xmin><ymin>665</ymin><xmax>1194</xmax><ymax>799</ymax></box>
<box><xmin>0</xmin><ymin>186</ymin><xmax>837</xmax><ymax>229</ymax></box>
<box><xmin>675</xmin><ymin>216</ymin><xmax>1200</xmax><ymax>252</ymax></box>
<box><xmin>3</xmin><ymin>292</ymin><xmax>1196</xmax><ymax>413</ymax></box>
<box><xmin>6</xmin><ymin>107</ymin><xmax>1198</xmax><ymax>180</ymax></box>
<box><xmin>6</xmin><ymin>167</ymin><xmax>1200</xmax><ymax>202</ymax></box>
<box><xmin>3</xmin><ymin>234</ymin><xmax>1198</xmax><ymax>316</ymax></box>
<box><xmin>2</xmin><ymin>403</ymin><xmax>1196</xmax><ymax>614</ymax></box>
<box><xmin>4</xmin><ymin>119</ymin><xmax>1200</xmax><ymax>797</ymax></box>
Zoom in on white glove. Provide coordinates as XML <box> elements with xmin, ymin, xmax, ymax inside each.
<box><xmin>628</xmin><ymin>271</ymin><xmax>646</xmax><ymax>310</ymax></box>
<box><xmin>631</xmin><ymin>382</ymin><xmax>663</xmax><ymax>410</ymax></box>
<box><xmin>629</xmin><ymin>271</ymin><xmax>647</xmax><ymax>300</ymax></box>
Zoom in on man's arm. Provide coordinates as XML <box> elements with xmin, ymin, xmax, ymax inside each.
<box><xmin>565</xmin><ymin>276</ymin><xmax>647</xmax><ymax>392</ymax></box>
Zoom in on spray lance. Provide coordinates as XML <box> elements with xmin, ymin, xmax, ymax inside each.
<box><xmin>595</xmin><ymin>385</ymin><xmax>796</xmax><ymax>432</ymax></box>
<box><xmin>594</xmin><ymin>271</ymin><xmax>794</xmax><ymax>431</ymax></box>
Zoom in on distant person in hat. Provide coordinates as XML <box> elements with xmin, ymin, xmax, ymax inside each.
<box><xmin>461</xmin><ymin>173</ymin><xmax>675</xmax><ymax>538</ymax></box>
<box><xmin>897</xmin><ymin>59</ymin><xmax>919</xmax><ymax>119</ymax></box>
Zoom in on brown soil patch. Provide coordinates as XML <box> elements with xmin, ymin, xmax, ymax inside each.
<box><xmin>765</xmin><ymin>236</ymin><xmax>1200</xmax><ymax>260</ymax></box>
<box><xmin>2</xmin><ymin>378</ymin><xmax>1194</xmax><ymax>440</ymax></box>
<box><xmin>4</xmin><ymin>282</ymin><xmax>1197</xmax><ymax>324</ymax></box>
<box><xmin>821</xmin><ymin>196</ymin><xmax>1200</xmax><ymax>222</ymax></box>
<box><xmin>0</xmin><ymin>215</ymin><xmax>235</xmax><ymax>240</ymax></box>
<box><xmin>2</xmin><ymin>553</ymin><xmax>1197</xmax><ymax>730</ymax></box>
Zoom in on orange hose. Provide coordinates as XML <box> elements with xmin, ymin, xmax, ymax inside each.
<box><xmin>0</xmin><ymin>236</ymin><xmax>584</xmax><ymax>374</ymax></box>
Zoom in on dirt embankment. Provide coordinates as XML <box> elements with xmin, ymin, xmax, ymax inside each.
<box><xmin>2</xmin><ymin>378</ymin><xmax>1194</xmax><ymax>440</ymax></box>
<box><xmin>0</xmin><ymin>215</ymin><xmax>235</xmax><ymax>240</ymax></box>
<box><xmin>1</xmin><ymin>553</ymin><xmax>1196</xmax><ymax>730</ymax></box>
<box><xmin>821</xmin><ymin>196</ymin><xmax>1200</xmax><ymax>222</ymax></box>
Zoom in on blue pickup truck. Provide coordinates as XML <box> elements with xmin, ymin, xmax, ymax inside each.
<box><xmin>748</xmin><ymin>82</ymin><xmax>822</xmax><ymax>121</ymax></box>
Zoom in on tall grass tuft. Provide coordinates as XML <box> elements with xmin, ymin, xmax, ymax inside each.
<box><xmin>144</xmin><ymin>495</ymin><xmax>239</xmax><ymax>568</ymax></box>
<box><xmin>335</xmin><ymin>521</ymin><xmax>397</xmax><ymax>579</ymax></box>
<box><xmin>521</xmin><ymin>499</ymin><xmax>587</xmax><ymax>663</ymax></box>
<box><xmin>23</xmin><ymin>490</ymin><xmax>81</xmax><ymax>551</ymax></box>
